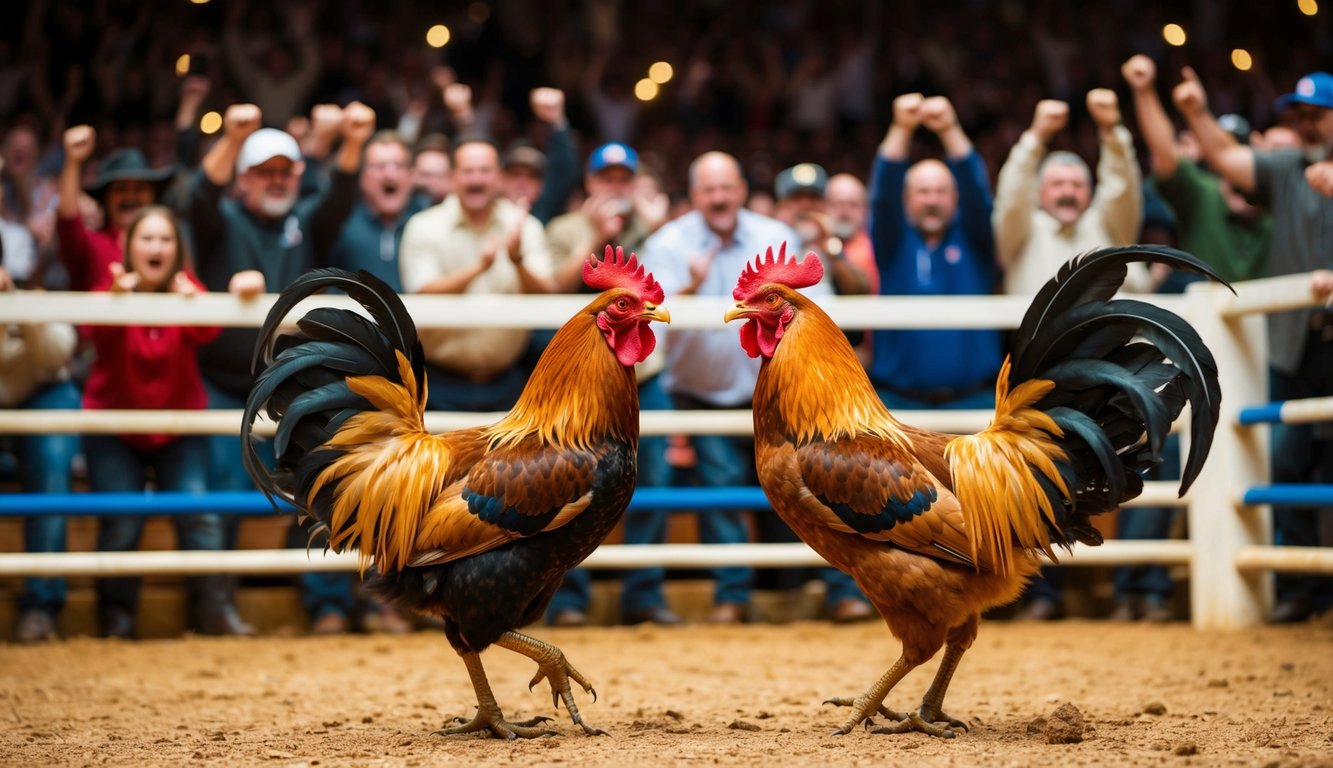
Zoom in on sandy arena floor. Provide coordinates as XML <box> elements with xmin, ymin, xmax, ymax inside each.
<box><xmin>3</xmin><ymin>620</ymin><xmax>1332</xmax><ymax>767</ymax></box>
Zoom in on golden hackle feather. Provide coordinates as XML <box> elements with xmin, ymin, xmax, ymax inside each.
<box><xmin>944</xmin><ymin>358</ymin><xmax>1071</xmax><ymax>576</ymax></box>
<box><xmin>760</xmin><ymin>294</ymin><xmax>912</xmax><ymax>449</ymax></box>
<box><xmin>487</xmin><ymin>302</ymin><xmax>638</xmax><ymax>452</ymax></box>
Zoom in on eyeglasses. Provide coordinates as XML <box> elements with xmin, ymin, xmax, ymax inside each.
<box><xmin>365</xmin><ymin>161</ymin><xmax>410</xmax><ymax>172</ymax></box>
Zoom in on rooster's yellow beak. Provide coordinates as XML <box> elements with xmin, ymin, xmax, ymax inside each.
<box><xmin>641</xmin><ymin>304</ymin><xmax>671</xmax><ymax>324</ymax></box>
<box><xmin>723</xmin><ymin>303</ymin><xmax>751</xmax><ymax>323</ymax></box>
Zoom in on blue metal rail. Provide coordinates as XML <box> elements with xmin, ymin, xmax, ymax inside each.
<box><xmin>0</xmin><ymin>487</ymin><xmax>775</xmax><ymax>517</ymax></box>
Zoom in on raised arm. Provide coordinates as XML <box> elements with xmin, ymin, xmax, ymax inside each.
<box><xmin>201</xmin><ymin>103</ymin><xmax>261</xmax><ymax>187</ymax></box>
<box><xmin>55</xmin><ymin>125</ymin><xmax>96</xmax><ymax>290</ymax></box>
<box><xmin>878</xmin><ymin>93</ymin><xmax>923</xmax><ymax>162</ymax></box>
<box><xmin>527</xmin><ymin>88</ymin><xmax>577</xmax><ymax>225</ymax></box>
<box><xmin>1086</xmin><ymin>88</ymin><xmax>1143</xmax><ymax>247</ymax></box>
<box><xmin>1173</xmin><ymin>66</ymin><xmax>1255</xmax><ymax>193</ymax></box>
<box><xmin>1122</xmin><ymin>55</ymin><xmax>1180</xmax><ymax>179</ymax></box>
<box><xmin>993</xmin><ymin>100</ymin><xmax>1066</xmax><ymax>267</ymax></box>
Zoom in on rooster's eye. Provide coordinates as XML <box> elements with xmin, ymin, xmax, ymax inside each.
<box><xmin>766</xmin><ymin>293</ymin><xmax>779</xmax><ymax>306</ymax></box>
<box><xmin>615</xmin><ymin>298</ymin><xmax>629</xmax><ymax>310</ymax></box>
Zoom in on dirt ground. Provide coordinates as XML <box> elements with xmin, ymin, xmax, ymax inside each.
<box><xmin>3</xmin><ymin>620</ymin><xmax>1332</xmax><ymax>768</ymax></box>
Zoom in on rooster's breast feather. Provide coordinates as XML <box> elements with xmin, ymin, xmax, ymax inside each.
<box><xmin>777</xmin><ymin>434</ymin><xmax>977</xmax><ymax>568</ymax></box>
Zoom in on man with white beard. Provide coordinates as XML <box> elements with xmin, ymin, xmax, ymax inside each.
<box><xmin>181</xmin><ymin>101</ymin><xmax>373</xmax><ymax>635</ymax></box>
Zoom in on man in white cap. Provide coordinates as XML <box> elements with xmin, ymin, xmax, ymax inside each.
<box><xmin>182</xmin><ymin>100</ymin><xmax>375</xmax><ymax>635</ymax></box>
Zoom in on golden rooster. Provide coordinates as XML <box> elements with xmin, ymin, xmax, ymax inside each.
<box><xmin>241</xmin><ymin>247</ymin><xmax>669</xmax><ymax>739</ymax></box>
<box><xmin>725</xmin><ymin>243</ymin><xmax>1225</xmax><ymax>737</ymax></box>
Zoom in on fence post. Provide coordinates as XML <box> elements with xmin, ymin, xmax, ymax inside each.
<box><xmin>1183</xmin><ymin>281</ymin><xmax>1271</xmax><ymax>630</ymax></box>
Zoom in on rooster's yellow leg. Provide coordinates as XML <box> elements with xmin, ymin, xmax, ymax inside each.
<box><xmin>912</xmin><ymin>642</ymin><xmax>971</xmax><ymax>732</ymax></box>
<box><xmin>434</xmin><ymin>650</ymin><xmax>558</xmax><ymax>740</ymax></box>
<box><xmin>496</xmin><ymin>630</ymin><xmax>608</xmax><ymax>736</ymax></box>
<box><xmin>825</xmin><ymin>655</ymin><xmax>916</xmax><ymax>735</ymax></box>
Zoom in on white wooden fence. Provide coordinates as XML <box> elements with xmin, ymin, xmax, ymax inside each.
<box><xmin>1</xmin><ymin>272</ymin><xmax>1329</xmax><ymax>630</ymax></box>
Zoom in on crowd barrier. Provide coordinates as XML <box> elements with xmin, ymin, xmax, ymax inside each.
<box><xmin>1</xmin><ymin>272</ymin><xmax>1329</xmax><ymax>630</ymax></box>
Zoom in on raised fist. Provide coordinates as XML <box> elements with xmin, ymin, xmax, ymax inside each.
<box><xmin>919</xmin><ymin>96</ymin><xmax>958</xmax><ymax>134</ymax></box>
<box><xmin>309</xmin><ymin>104</ymin><xmax>344</xmax><ymax>141</ymax></box>
<box><xmin>1086</xmin><ymin>88</ymin><xmax>1121</xmax><ymax>128</ymax></box>
<box><xmin>1121</xmin><ymin>55</ymin><xmax>1156</xmax><ymax>91</ymax></box>
<box><xmin>340</xmin><ymin>101</ymin><xmax>376</xmax><ymax>144</ymax></box>
<box><xmin>892</xmin><ymin>93</ymin><xmax>925</xmax><ymax>130</ymax></box>
<box><xmin>63</xmin><ymin>125</ymin><xmax>96</xmax><ymax>165</ymax></box>
<box><xmin>1030</xmin><ymin>100</ymin><xmax>1069</xmax><ymax>143</ymax></box>
<box><xmin>530</xmin><ymin>88</ymin><xmax>566</xmax><ymax>125</ymax></box>
<box><xmin>224</xmin><ymin>104</ymin><xmax>262</xmax><ymax>140</ymax></box>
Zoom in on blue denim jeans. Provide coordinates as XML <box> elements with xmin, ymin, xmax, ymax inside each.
<box><xmin>1270</xmin><ymin>334</ymin><xmax>1333</xmax><ymax>610</ymax></box>
<box><xmin>85</xmin><ymin>433</ymin><xmax>220</xmax><ymax>613</ymax></box>
<box><xmin>548</xmin><ymin>375</ymin><xmax>676</xmax><ymax>618</ymax></box>
<box><xmin>15</xmin><ymin>380</ymin><xmax>82</xmax><ymax>613</ymax></box>
<box><xmin>205</xmin><ymin>378</ymin><xmax>353</xmax><ymax>618</ymax></box>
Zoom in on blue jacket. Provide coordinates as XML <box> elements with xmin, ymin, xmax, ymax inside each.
<box><xmin>329</xmin><ymin>196</ymin><xmax>430</xmax><ymax>292</ymax></box>
<box><xmin>868</xmin><ymin>151</ymin><xmax>1003</xmax><ymax>393</ymax></box>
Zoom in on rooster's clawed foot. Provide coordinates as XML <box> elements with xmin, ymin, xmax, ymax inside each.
<box><xmin>527</xmin><ymin>646</ymin><xmax>608</xmax><ymax>736</ymax></box>
<box><xmin>434</xmin><ymin>705</ymin><xmax>557</xmax><ymax>740</ymax></box>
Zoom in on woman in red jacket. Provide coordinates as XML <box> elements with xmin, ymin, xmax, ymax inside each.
<box><xmin>84</xmin><ymin>206</ymin><xmax>252</xmax><ymax>638</ymax></box>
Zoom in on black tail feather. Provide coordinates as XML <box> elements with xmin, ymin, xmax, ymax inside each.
<box><xmin>1011</xmin><ymin>245</ymin><xmax>1227</xmax><ymax>526</ymax></box>
<box><xmin>242</xmin><ymin>268</ymin><xmax>422</xmax><ymax>510</ymax></box>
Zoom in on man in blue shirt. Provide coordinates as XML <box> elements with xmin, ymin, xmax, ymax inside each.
<box><xmin>869</xmin><ymin>94</ymin><xmax>1002</xmax><ymax>410</ymax></box>
<box><xmin>642</xmin><ymin>152</ymin><xmax>873</xmax><ymax>623</ymax></box>
<box><xmin>329</xmin><ymin>131</ymin><xmax>428</xmax><ymax>291</ymax></box>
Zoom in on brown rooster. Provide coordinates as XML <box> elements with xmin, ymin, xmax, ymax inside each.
<box><xmin>725</xmin><ymin>243</ymin><xmax>1225</xmax><ymax>737</ymax></box>
<box><xmin>241</xmin><ymin>247</ymin><xmax>669</xmax><ymax>739</ymax></box>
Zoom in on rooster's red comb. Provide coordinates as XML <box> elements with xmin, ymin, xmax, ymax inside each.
<box><xmin>583</xmin><ymin>245</ymin><xmax>664</xmax><ymax>304</ymax></box>
<box><xmin>732</xmin><ymin>242</ymin><xmax>824</xmax><ymax>300</ymax></box>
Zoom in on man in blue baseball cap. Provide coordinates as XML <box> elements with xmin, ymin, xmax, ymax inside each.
<box><xmin>1272</xmin><ymin>72</ymin><xmax>1333</xmax><ymax>162</ymax></box>
<box><xmin>544</xmin><ymin>141</ymin><xmax>679</xmax><ymax>627</ymax></box>
<box><xmin>1176</xmin><ymin>66</ymin><xmax>1333</xmax><ymax>623</ymax></box>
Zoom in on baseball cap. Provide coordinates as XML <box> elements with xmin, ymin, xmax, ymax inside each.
<box><xmin>1274</xmin><ymin>72</ymin><xmax>1333</xmax><ymax>114</ymax></box>
<box><xmin>774</xmin><ymin>163</ymin><xmax>828</xmax><ymax>200</ymax></box>
<box><xmin>503</xmin><ymin>143</ymin><xmax>547</xmax><ymax>174</ymax></box>
<box><xmin>236</xmin><ymin>128</ymin><xmax>302</xmax><ymax>175</ymax></box>
<box><xmin>587</xmin><ymin>142</ymin><xmax>639</xmax><ymax>174</ymax></box>
<box><xmin>1216</xmin><ymin>114</ymin><xmax>1252</xmax><ymax>145</ymax></box>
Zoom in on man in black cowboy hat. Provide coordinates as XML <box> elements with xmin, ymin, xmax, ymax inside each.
<box><xmin>56</xmin><ymin>125</ymin><xmax>174</xmax><ymax>292</ymax></box>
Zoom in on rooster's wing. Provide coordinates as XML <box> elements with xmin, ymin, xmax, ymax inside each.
<box><xmin>407</xmin><ymin>436</ymin><xmax>603</xmax><ymax>568</ymax></box>
<box><xmin>766</xmin><ymin>434</ymin><xmax>978</xmax><ymax>568</ymax></box>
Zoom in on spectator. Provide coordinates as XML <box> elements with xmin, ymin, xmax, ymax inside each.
<box><xmin>868</xmin><ymin>93</ymin><xmax>1001</xmax><ymax>412</ymax></box>
<box><xmin>1114</xmin><ymin>55</ymin><xmax>1281</xmax><ymax>622</ymax></box>
<box><xmin>329</xmin><ymin>130</ymin><xmax>427</xmax><ymax>292</ymax></box>
<box><xmin>184</xmin><ymin>101</ymin><xmax>372</xmax><ymax>635</ymax></box>
<box><xmin>544</xmin><ymin>142</ymin><xmax>678</xmax><ymax>627</ymax></box>
<box><xmin>411</xmin><ymin>134</ymin><xmax>452</xmax><ymax>206</ymax></box>
<box><xmin>1175</xmin><ymin>67</ymin><xmax>1333</xmax><ymax>623</ymax></box>
<box><xmin>398</xmin><ymin>138</ymin><xmax>555</xmax><ymax>413</ymax></box>
<box><xmin>1</xmin><ymin>123</ymin><xmax>57</xmax><ymax>257</ymax></box>
<box><xmin>82</xmin><ymin>206</ymin><xmax>245</xmax><ymax>638</ymax></box>
<box><xmin>994</xmin><ymin>91</ymin><xmax>1147</xmax><ymax>298</ymax></box>
<box><xmin>1</xmin><ymin>257</ymin><xmax>80</xmax><ymax>642</ymax></box>
<box><xmin>993</xmin><ymin>89</ymin><xmax>1144</xmax><ymax>621</ymax></box>
<box><xmin>774</xmin><ymin>163</ymin><xmax>873</xmax><ymax>298</ymax></box>
<box><xmin>824</xmin><ymin>173</ymin><xmax>880</xmax><ymax>295</ymax></box>
<box><xmin>56</xmin><ymin>125</ymin><xmax>172</xmax><ymax>292</ymax></box>
<box><xmin>499</xmin><ymin>88</ymin><xmax>579</xmax><ymax>226</ymax></box>
<box><xmin>221</xmin><ymin>2</ymin><xmax>321</xmax><ymax>129</ymax></box>
<box><xmin>640</xmin><ymin>151</ymin><xmax>831</xmax><ymax>624</ymax></box>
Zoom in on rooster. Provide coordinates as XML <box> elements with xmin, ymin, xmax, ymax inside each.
<box><xmin>241</xmin><ymin>247</ymin><xmax>669</xmax><ymax>739</ymax></box>
<box><xmin>725</xmin><ymin>243</ymin><xmax>1225</xmax><ymax>737</ymax></box>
